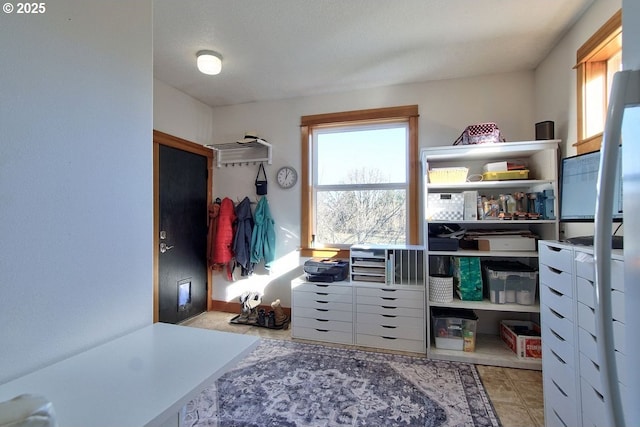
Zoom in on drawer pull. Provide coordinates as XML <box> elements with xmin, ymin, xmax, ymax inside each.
<box><xmin>549</xmin><ymin>307</ymin><xmax>565</xmax><ymax>320</ymax></box>
<box><xmin>548</xmin><ymin>286</ymin><xmax>563</xmax><ymax>297</ymax></box>
<box><xmin>315</xmin><ymin>308</ymin><xmax>329</xmax><ymax>312</ymax></box>
<box><xmin>314</xmin><ymin>284</ymin><xmax>329</xmax><ymax>288</ymax></box>
<box><xmin>380</xmin><ymin>289</ymin><xmax>397</xmax><ymax>292</ymax></box>
<box><xmin>382</xmin><ymin>314</ymin><xmax>397</xmax><ymax>318</ymax></box>
<box><xmin>381</xmin><ymin>306</ymin><xmax>397</xmax><ymax>310</ymax></box>
<box><xmin>381</xmin><ymin>325</ymin><xmax>397</xmax><ymax>329</ymax></box>
<box><xmin>550</xmin><ymin>328</ymin><xmax>566</xmax><ymax>342</ymax></box>
<box><xmin>315</xmin><ymin>292</ymin><xmax>329</xmax><ymax>296</ymax></box>
<box><xmin>315</xmin><ymin>300</ymin><xmax>328</xmax><ymax>304</ymax></box>
<box><xmin>381</xmin><ymin>297</ymin><xmax>397</xmax><ymax>301</ymax></box>
<box><xmin>594</xmin><ymin>387</ymin><xmax>604</xmax><ymax>402</ymax></box>
<box><xmin>315</xmin><ymin>329</ymin><xmax>329</xmax><ymax>332</ymax></box>
<box><xmin>552</xmin><ymin>409</ymin><xmax>568</xmax><ymax>427</ymax></box>
<box><xmin>382</xmin><ymin>336</ymin><xmax>397</xmax><ymax>340</ymax></box>
<box><xmin>315</xmin><ymin>318</ymin><xmax>329</xmax><ymax>322</ymax></box>
<box><xmin>550</xmin><ymin>348</ymin><xmax>566</xmax><ymax>364</ymax></box>
<box><xmin>552</xmin><ymin>379</ymin><xmax>568</xmax><ymax>397</ymax></box>
<box><xmin>545</xmin><ymin>265</ymin><xmax>562</xmax><ymax>275</ymax></box>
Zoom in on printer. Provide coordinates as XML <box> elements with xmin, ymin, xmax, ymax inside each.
<box><xmin>303</xmin><ymin>258</ymin><xmax>349</xmax><ymax>282</ymax></box>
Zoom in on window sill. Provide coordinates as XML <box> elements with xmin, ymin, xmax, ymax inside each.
<box><xmin>573</xmin><ymin>133</ymin><xmax>602</xmax><ymax>154</ymax></box>
<box><xmin>299</xmin><ymin>247</ymin><xmax>350</xmax><ymax>259</ymax></box>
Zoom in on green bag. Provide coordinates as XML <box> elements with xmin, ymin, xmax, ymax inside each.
<box><xmin>452</xmin><ymin>257</ymin><xmax>483</xmax><ymax>301</ymax></box>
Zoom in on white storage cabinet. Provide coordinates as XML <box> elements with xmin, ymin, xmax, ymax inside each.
<box><xmin>539</xmin><ymin>240</ymin><xmax>626</xmax><ymax>427</ymax></box>
<box><xmin>351</xmin><ymin>245</ymin><xmax>426</xmax><ymax>353</ymax></box>
<box><xmin>422</xmin><ymin>140</ymin><xmax>560</xmax><ymax>369</ymax></box>
<box><xmin>291</xmin><ymin>278</ymin><xmax>354</xmax><ymax>345</ymax></box>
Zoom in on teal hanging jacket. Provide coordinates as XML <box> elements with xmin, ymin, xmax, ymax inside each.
<box><xmin>250</xmin><ymin>196</ymin><xmax>275</xmax><ymax>269</ymax></box>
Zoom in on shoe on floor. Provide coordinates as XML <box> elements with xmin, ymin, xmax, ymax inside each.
<box><xmin>270</xmin><ymin>299</ymin><xmax>288</xmax><ymax>327</ymax></box>
<box><xmin>236</xmin><ymin>308</ymin><xmax>251</xmax><ymax>324</ymax></box>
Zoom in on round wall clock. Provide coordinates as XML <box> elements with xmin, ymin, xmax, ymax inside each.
<box><xmin>276</xmin><ymin>166</ymin><xmax>298</xmax><ymax>189</ymax></box>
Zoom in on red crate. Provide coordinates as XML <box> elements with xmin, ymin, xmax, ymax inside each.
<box><xmin>500</xmin><ymin>320</ymin><xmax>542</xmax><ymax>359</ymax></box>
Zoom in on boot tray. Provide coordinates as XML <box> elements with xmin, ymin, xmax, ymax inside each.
<box><xmin>229</xmin><ymin>314</ymin><xmax>290</xmax><ymax>330</ymax></box>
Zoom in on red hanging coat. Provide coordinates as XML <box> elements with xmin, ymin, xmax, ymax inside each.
<box><xmin>207</xmin><ymin>199</ymin><xmax>221</xmax><ymax>270</ymax></box>
<box><xmin>212</xmin><ymin>197</ymin><xmax>236</xmax><ymax>265</ymax></box>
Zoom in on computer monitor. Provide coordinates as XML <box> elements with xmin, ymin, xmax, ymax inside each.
<box><xmin>559</xmin><ymin>147</ymin><xmax>623</xmax><ymax>222</ymax></box>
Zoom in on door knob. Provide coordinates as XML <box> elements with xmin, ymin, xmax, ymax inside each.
<box><xmin>160</xmin><ymin>242</ymin><xmax>174</xmax><ymax>253</ymax></box>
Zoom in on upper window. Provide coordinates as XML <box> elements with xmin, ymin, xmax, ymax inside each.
<box><xmin>575</xmin><ymin>9</ymin><xmax>622</xmax><ymax>154</ymax></box>
<box><xmin>300</xmin><ymin>106</ymin><xmax>419</xmax><ymax>258</ymax></box>
<box><xmin>314</xmin><ymin>122</ymin><xmax>408</xmax><ymax>247</ymax></box>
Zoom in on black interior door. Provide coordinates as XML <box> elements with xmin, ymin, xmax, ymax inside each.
<box><xmin>158</xmin><ymin>144</ymin><xmax>208</xmax><ymax>324</ymax></box>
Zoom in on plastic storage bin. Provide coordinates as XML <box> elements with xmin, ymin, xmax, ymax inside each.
<box><xmin>481</xmin><ymin>170</ymin><xmax>530</xmax><ymax>181</ymax></box>
<box><xmin>431</xmin><ymin>307</ymin><xmax>478</xmax><ymax>352</ymax></box>
<box><xmin>483</xmin><ymin>261</ymin><xmax>538</xmax><ymax>305</ymax></box>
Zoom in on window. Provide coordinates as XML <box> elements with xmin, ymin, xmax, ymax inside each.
<box><xmin>575</xmin><ymin>9</ymin><xmax>622</xmax><ymax>154</ymax></box>
<box><xmin>300</xmin><ymin>105</ymin><xmax>419</xmax><ymax>258</ymax></box>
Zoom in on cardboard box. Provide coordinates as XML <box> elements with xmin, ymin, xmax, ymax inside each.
<box><xmin>477</xmin><ymin>236</ymin><xmax>537</xmax><ymax>251</ymax></box>
<box><xmin>500</xmin><ymin>320</ymin><xmax>542</xmax><ymax>359</ymax></box>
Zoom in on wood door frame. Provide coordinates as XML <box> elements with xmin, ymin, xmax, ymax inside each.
<box><xmin>153</xmin><ymin>130</ymin><xmax>214</xmax><ymax>323</ymax></box>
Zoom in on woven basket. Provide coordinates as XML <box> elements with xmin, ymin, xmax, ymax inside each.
<box><xmin>428</xmin><ymin>167</ymin><xmax>469</xmax><ymax>184</ymax></box>
<box><xmin>429</xmin><ymin>275</ymin><xmax>454</xmax><ymax>303</ymax></box>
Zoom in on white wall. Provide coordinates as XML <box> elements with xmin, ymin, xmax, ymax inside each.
<box><xmin>0</xmin><ymin>1</ymin><xmax>153</xmax><ymax>383</ymax></box>
<box><xmin>209</xmin><ymin>71</ymin><xmax>536</xmax><ymax>306</ymax></box>
<box><xmin>154</xmin><ymin>79</ymin><xmax>214</xmax><ymax>145</ymax></box>
<box><xmin>623</xmin><ymin>0</ymin><xmax>640</xmax><ymax>69</ymax></box>
<box><xmin>534</xmin><ymin>0</ymin><xmax>621</xmax><ymax>239</ymax></box>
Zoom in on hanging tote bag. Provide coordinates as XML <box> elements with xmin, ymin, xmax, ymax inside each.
<box><xmin>255</xmin><ymin>163</ymin><xmax>268</xmax><ymax>195</ymax></box>
<box><xmin>453</xmin><ymin>123</ymin><xmax>506</xmax><ymax>145</ymax></box>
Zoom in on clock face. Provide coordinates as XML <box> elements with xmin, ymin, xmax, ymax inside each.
<box><xmin>276</xmin><ymin>166</ymin><xmax>298</xmax><ymax>189</ymax></box>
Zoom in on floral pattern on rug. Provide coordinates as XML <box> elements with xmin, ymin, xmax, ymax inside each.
<box><xmin>184</xmin><ymin>339</ymin><xmax>500</xmax><ymax>427</ymax></box>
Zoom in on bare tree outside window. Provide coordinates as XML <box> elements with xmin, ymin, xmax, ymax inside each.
<box><xmin>313</xmin><ymin>124</ymin><xmax>409</xmax><ymax>247</ymax></box>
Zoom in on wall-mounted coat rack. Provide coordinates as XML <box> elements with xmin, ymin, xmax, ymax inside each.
<box><xmin>207</xmin><ymin>139</ymin><xmax>272</xmax><ymax>168</ymax></box>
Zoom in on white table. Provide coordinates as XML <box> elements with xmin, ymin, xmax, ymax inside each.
<box><xmin>0</xmin><ymin>323</ymin><xmax>260</xmax><ymax>427</ymax></box>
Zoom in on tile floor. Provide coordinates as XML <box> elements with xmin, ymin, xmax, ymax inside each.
<box><xmin>182</xmin><ymin>310</ymin><xmax>544</xmax><ymax>427</ymax></box>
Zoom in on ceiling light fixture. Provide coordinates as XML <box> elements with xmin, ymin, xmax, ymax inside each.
<box><xmin>196</xmin><ymin>50</ymin><xmax>222</xmax><ymax>75</ymax></box>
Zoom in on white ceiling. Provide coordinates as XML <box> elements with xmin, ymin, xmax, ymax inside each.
<box><xmin>153</xmin><ymin>0</ymin><xmax>594</xmax><ymax>108</ymax></box>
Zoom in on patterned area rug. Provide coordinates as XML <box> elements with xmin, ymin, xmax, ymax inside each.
<box><xmin>184</xmin><ymin>339</ymin><xmax>500</xmax><ymax>427</ymax></box>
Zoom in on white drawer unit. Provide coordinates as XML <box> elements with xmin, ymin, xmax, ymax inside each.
<box><xmin>291</xmin><ymin>277</ymin><xmax>354</xmax><ymax>345</ymax></box>
<box><xmin>539</xmin><ymin>240</ymin><xmax>580</xmax><ymax>427</ymax></box>
<box><xmin>350</xmin><ymin>244</ymin><xmax>425</xmax><ymax>286</ymax></box>
<box><xmin>354</xmin><ymin>285</ymin><xmax>425</xmax><ymax>353</ymax></box>
<box><xmin>538</xmin><ymin>240</ymin><xmax>625</xmax><ymax>427</ymax></box>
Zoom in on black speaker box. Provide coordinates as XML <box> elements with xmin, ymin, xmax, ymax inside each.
<box><xmin>535</xmin><ymin>121</ymin><xmax>554</xmax><ymax>140</ymax></box>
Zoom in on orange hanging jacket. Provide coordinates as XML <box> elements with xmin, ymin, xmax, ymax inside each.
<box><xmin>212</xmin><ymin>197</ymin><xmax>236</xmax><ymax>265</ymax></box>
<box><xmin>207</xmin><ymin>198</ymin><xmax>221</xmax><ymax>270</ymax></box>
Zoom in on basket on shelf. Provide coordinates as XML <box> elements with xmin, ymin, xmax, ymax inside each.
<box><xmin>428</xmin><ymin>167</ymin><xmax>469</xmax><ymax>184</ymax></box>
<box><xmin>429</xmin><ymin>275</ymin><xmax>454</xmax><ymax>303</ymax></box>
